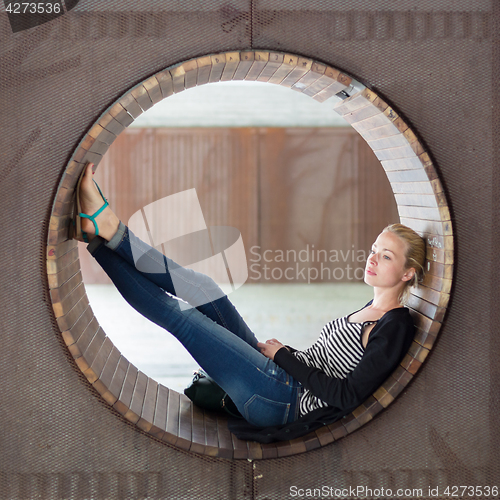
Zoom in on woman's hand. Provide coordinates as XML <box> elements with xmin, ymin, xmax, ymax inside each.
<box><xmin>257</xmin><ymin>339</ymin><xmax>287</xmax><ymax>361</ymax></box>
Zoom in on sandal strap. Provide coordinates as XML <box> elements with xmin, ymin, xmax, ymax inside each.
<box><xmin>78</xmin><ymin>180</ymin><xmax>109</xmax><ymax>237</ymax></box>
<box><xmin>93</xmin><ymin>179</ymin><xmax>108</xmax><ymax>203</ymax></box>
<box><xmin>79</xmin><ymin>201</ymin><xmax>109</xmax><ymax>236</ymax></box>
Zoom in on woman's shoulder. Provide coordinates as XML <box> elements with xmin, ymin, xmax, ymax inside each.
<box><xmin>372</xmin><ymin>306</ymin><xmax>415</xmax><ymax>340</ymax></box>
<box><xmin>377</xmin><ymin>306</ymin><xmax>413</xmax><ymax>325</ymax></box>
<box><xmin>382</xmin><ymin>306</ymin><xmax>413</xmax><ymax>320</ymax></box>
<box><xmin>359</xmin><ymin>308</ymin><xmax>414</xmax><ymax>357</ymax></box>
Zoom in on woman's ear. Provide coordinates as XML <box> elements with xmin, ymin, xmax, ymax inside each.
<box><xmin>402</xmin><ymin>268</ymin><xmax>415</xmax><ymax>282</ymax></box>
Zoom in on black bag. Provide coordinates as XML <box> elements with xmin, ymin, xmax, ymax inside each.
<box><xmin>184</xmin><ymin>369</ymin><xmax>242</xmax><ymax>418</ymax></box>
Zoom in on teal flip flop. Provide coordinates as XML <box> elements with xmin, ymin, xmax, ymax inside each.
<box><xmin>78</xmin><ymin>180</ymin><xmax>109</xmax><ymax>243</ymax></box>
<box><xmin>70</xmin><ymin>166</ymin><xmax>109</xmax><ymax>243</ymax></box>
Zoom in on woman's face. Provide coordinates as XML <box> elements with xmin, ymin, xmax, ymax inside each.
<box><xmin>364</xmin><ymin>231</ymin><xmax>414</xmax><ymax>290</ymax></box>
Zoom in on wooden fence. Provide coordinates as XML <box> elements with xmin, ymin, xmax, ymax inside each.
<box><xmin>80</xmin><ymin>127</ymin><xmax>398</xmax><ymax>283</ymax></box>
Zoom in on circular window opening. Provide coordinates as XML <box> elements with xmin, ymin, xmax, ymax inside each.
<box><xmin>48</xmin><ymin>51</ymin><xmax>453</xmax><ymax>460</ymax></box>
<box><xmin>81</xmin><ymin>79</ymin><xmax>398</xmax><ymax>391</ymax></box>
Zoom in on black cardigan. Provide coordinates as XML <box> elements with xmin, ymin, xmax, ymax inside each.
<box><xmin>228</xmin><ymin>306</ymin><xmax>415</xmax><ymax>443</ymax></box>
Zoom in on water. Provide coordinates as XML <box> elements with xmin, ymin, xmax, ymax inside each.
<box><xmin>85</xmin><ymin>282</ymin><xmax>373</xmax><ymax>391</ymax></box>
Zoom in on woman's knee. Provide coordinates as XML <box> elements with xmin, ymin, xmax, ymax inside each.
<box><xmin>172</xmin><ymin>269</ymin><xmax>227</xmax><ymax>307</ymax></box>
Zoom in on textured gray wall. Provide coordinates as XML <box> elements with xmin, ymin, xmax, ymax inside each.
<box><xmin>0</xmin><ymin>1</ymin><xmax>498</xmax><ymax>499</ymax></box>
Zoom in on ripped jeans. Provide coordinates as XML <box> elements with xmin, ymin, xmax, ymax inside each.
<box><xmin>87</xmin><ymin>222</ymin><xmax>302</xmax><ymax>427</ymax></box>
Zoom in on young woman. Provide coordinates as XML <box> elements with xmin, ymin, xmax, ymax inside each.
<box><xmin>74</xmin><ymin>162</ymin><xmax>426</xmax><ymax>443</ymax></box>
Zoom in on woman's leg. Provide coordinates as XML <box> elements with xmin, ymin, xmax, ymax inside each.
<box><xmin>89</xmin><ymin>238</ymin><xmax>301</xmax><ymax>427</ymax></box>
<box><xmin>89</xmin><ymin>222</ymin><xmax>259</xmax><ymax>350</ymax></box>
<box><xmin>77</xmin><ymin>161</ymin><xmax>257</xmax><ymax>349</ymax></box>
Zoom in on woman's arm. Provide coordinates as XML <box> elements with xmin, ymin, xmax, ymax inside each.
<box><xmin>273</xmin><ymin>312</ymin><xmax>414</xmax><ymax>411</ymax></box>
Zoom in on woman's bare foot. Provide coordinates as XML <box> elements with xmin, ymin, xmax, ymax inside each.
<box><xmin>79</xmin><ymin>163</ymin><xmax>120</xmax><ymax>242</ymax></box>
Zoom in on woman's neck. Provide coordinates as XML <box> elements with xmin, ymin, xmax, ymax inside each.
<box><xmin>370</xmin><ymin>287</ymin><xmax>403</xmax><ymax>312</ymax></box>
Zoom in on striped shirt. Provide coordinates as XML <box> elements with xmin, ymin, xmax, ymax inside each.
<box><xmin>293</xmin><ymin>315</ymin><xmax>377</xmax><ymax>416</ymax></box>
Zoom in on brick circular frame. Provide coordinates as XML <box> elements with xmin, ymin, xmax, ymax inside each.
<box><xmin>47</xmin><ymin>51</ymin><xmax>453</xmax><ymax>460</ymax></box>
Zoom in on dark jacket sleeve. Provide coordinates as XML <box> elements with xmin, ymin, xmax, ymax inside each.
<box><xmin>274</xmin><ymin>309</ymin><xmax>415</xmax><ymax>411</ymax></box>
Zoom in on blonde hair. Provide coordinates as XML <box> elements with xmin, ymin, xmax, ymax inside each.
<box><xmin>383</xmin><ymin>223</ymin><xmax>426</xmax><ymax>305</ymax></box>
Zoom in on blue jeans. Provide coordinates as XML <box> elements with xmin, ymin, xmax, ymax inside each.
<box><xmin>87</xmin><ymin>223</ymin><xmax>302</xmax><ymax>427</ymax></box>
